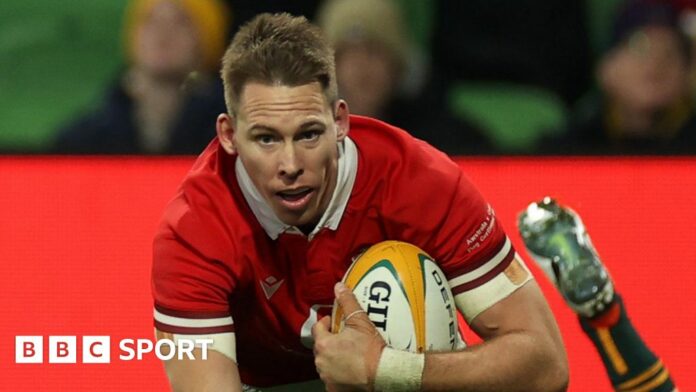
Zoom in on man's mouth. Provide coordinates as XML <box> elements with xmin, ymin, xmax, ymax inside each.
<box><xmin>275</xmin><ymin>188</ymin><xmax>314</xmax><ymax>210</ymax></box>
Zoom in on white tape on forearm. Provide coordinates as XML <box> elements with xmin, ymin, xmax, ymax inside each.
<box><xmin>374</xmin><ymin>347</ymin><xmax>424</xmax><ymax>392</ymax></box>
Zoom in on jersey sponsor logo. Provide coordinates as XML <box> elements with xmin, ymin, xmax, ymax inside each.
<box><xmin>465</xmin><ymin>204</ymin><xmax>497</xmax><ymax>253</ymax></box>
<box><xmin>260</xmin><ymin>276</ymin><xmax>284</xmax><ymax>300</ymax></box>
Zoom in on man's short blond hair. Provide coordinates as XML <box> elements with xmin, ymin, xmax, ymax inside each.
<box><xmin>221</xmin><ymin>13</ymin><xmax>338</xmax><ymax>114</ymax></box>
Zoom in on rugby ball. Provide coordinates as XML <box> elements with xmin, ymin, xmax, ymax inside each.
<box><xmin>332</xmin><ymin>241</ymin><xmax>465</xmax><ymax>352</ymax></box>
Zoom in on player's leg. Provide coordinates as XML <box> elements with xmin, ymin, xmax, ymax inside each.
<box><xmin>518</xmin><ymin>198</ymin><xmax>676</xmax><ymax>392</ymax></box>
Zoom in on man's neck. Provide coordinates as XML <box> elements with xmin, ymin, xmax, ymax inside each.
<box><xmin>298</xmin><ymin>223</ymin><xmax>317</xmax><ymax>237</ymax></box>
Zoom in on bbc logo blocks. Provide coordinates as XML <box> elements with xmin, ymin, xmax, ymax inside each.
<box><xmin>16</xmin><ymin>336</ymin><xmax>110</xmax><ymax>364</ymax></box>
<box><xmin>15</xmin><ymin>336</ymin><xmax>43</xmax><ymax>364</ymax></box>
<box><xmin>83</xmin><ymin>336</ymin><xmax>111</xmax><ymax>363</ymax></box>
<box><xmin>15</xmin><ymin>336</ymin><xmax>213</xmax><ymax>363</ymax></box>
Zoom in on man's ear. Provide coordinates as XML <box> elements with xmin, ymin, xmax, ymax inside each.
<box><xmin>216</xmin><ymin>113</ymin><xmax>237</xmax><ymax>155</ymax></box>
<box><xmin>334</xmin><ymin>99</ymin><xmax>350</xmax><ymax>141</ymax></box>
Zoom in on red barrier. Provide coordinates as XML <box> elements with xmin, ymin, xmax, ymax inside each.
<box><xmin>1</xmin><ymin>156</ymin><xmax>694</xmax><ymax>391</ymax></box>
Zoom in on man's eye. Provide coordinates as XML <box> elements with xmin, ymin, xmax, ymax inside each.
<box><xmin>256</xmin><ymin>135</ymin><xmax>276</xmax><ymax>144</ymax></box>
<box><xmin>299</xmin><ymin>130</ymin><xmax>321</xmax><ymax>141</ymax></box>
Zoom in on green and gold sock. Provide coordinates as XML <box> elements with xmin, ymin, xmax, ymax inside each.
<box><xmin>579</xmin><ymin>294</ymin><xmax>675</xmax><ymax>392</ymax></box>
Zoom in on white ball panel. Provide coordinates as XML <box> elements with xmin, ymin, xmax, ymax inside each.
<box><xmin>353</xmin><ymin>265</ymin><xmax>417</xmax><ymax>351</ymax></box>
<box><xmin>423</xmin><ymin>258</ymin><xmax>460</xmax><ymax>351</ymax></box>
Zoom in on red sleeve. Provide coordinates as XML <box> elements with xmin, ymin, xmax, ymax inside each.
<box><xmin>382</xmin><ymin>140</ymin><xmax>515</xmax><ymax>295</ymax></box>
<box><xmin>151</xmin><ymin>202</ymin><xmax>236</xmax><ymax>335</ymax></box>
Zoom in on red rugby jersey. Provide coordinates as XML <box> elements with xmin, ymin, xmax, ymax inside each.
<box><xmin>152</xmin><ymin>115</ymin><xmax>514</xmax><ymax>387</ymax></box>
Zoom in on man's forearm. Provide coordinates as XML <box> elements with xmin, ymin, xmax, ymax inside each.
<box><xmin>313</xmin><ymin>281</ymin><xmax>568</xmax><ymax>392</ymax></box>
<box><xmin>422</xmin><ymin>330</ymin><xmax>568</xmax><ymax>392</ymax></box>
<box><xmin>164</xmin><ymin>348</ymin><xmax>243</xmax><ymax>392</ymax></box>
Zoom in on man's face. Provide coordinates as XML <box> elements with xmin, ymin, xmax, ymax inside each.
<box><xmin>218</xmin><ymin>82</ymin><xmax>349</xmax><ymax>228</ymax></box>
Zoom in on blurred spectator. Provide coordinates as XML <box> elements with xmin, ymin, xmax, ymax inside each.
<box><xmin>426</xmin><ymin>0</ymin><xmax>593</xmax><ymax>154</ymax></box>
<box><xmin>672</xmin><ymin>0</ymin><xmax>696</xmax><ymax>87</ymax></box>
<box><xmin>317</xmin><ymin>0</ymin><xmax>491</xmax><ymax>155</ymax></box>
<box><xmin>431</xmin><ymin>0</ymin><xmax>593</xmax><ymax>106</ymax></box>
<box><xmin>54</xmin><ymin>0</ymin><xmax>230</xmax><ymax>154</ymax></box>
<box><xmin>318</xmin><ymin>0</ymin><xmax>411</xmax><ymax>120</ymax></box>
<box><xmin>551</xmin><ymin>0</ymin><xmax>696</xmax><ymax>154</ymax></box>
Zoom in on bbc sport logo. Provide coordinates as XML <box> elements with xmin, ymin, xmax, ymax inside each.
<box><xmin>15</xmin><ymin>336</ymin><xmax>213</xmax><ymax>363</ymax></box>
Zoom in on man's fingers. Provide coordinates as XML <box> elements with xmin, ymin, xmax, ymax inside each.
<box><xmin>315</xmin><ymin>284</ymin><xmax>386</xmax><ymax>390</ymax></box>
<box><xmin>334</xmin><ymin>282</ymin><xmax>376</xmax><ymax>332</ymax></box>
<box><xmin>334</xmin><ymin>282</ymin><xmax>363</xmax><ymax>315</ymax></box>
<box><xmin>312</xmin><ymin>315</ymin><xmax>331</xmax><ymax>340</ymax></box>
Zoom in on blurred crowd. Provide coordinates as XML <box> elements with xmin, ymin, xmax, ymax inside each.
<box><xmin>2</xmin><ymin>0</ymin><xmax>696</xmax><ymax>155</ymax></box>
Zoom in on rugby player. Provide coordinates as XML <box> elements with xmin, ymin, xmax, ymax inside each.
<box><xmin>152</xmin><ymin>13</ymin><xmax>568</xmax><ymax>391</ymax></box>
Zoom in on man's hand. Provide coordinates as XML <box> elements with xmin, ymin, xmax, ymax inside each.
<box><xmin>312</xmin><ymin>282</ymin><xmax>386</xmax><ymax>391</ymax></box>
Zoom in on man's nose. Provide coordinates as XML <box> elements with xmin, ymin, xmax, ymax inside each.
<box><xmin>278</xmin><ymin>144</ymin><xmax>303</xmax><ymax>179</ymax></box>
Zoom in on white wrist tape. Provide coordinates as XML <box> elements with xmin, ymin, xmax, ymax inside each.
<box><xmin>374</xmin><ymin>347</ymin><xmax>425</xmax><ymax>392</ymax></box>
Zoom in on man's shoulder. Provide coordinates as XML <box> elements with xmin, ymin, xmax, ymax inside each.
<box><xmin>350</xmin><ymin>114</ymin><xmax>453</xmax><ymax>161</ymax></box>
<box><xmin>156</xmin><ymin>140</ymin><xmax>252</xmax><ymax>256</ymax></box>
<box><xmin>349</xmin><ymin>115</ymin><xmax>461</xmax><ymax>187</ymax></box>
<box><xmin>348</xmin><ymin>115</ymin><xmax>412</xmax><ymax>149</ymax></box>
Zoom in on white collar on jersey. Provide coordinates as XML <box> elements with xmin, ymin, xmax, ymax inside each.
<box><xmin>235</xmin><ymin>136</ymin><xmax>358</xmax><ymax>240</ymax></box>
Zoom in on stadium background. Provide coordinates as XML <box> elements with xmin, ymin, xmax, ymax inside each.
<box><xmin>1</xmin><ymin>156</ymin><xmax>694</xmax><ymax>391</ymax></box>
<box><xmin>0</xmin><ymin>0</ymin><xmax>618</xmax><ymax>153</ymax></box>
<box><xmin>1</xmin><ymin>0</ymin><xmax>695</xmax><ymax>390</ymax></box>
